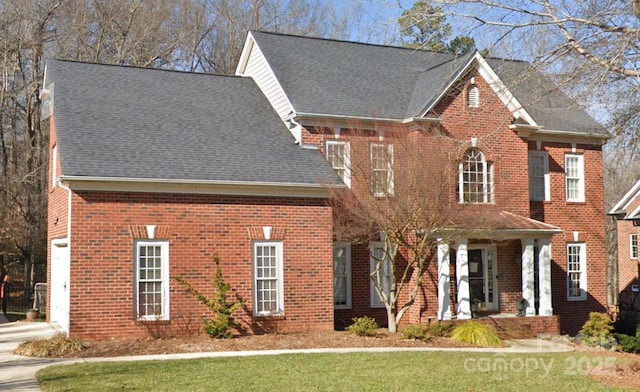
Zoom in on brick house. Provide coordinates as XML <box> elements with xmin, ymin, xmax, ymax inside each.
<box><xmin>45</xmin><ymin>31</ymin><xmax>609</xmax><ymax>338</ymax></box>
<box><xmin>235</xmin><ymin>32</ymin><xmax>609</xmax><ymax>335</ymax></box>
<box><xmin>610</xmin><ymin>182</ymin><xmax>640</xmax><ymax>311</ymax></box>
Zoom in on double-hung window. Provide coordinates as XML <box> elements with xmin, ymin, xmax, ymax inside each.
<box><xmin>459</xmin><ymin>148</ymin><xmax>493</xmax><ymax>203</ymax></box>
<box><xmin>370</xmin><ymin>143</ymin><xmax>394</xmax><ymax>197</ymax></box>
<box><xmin>134</xmin><ymin>241</ymin><xmax>170</xmax><ymax>320</ymax></box>
<box><xmin>529</xmin><ymin>151</ymin><xmax>550</xmax><ymax>201</ymax></box>
<box><xmin>370</xmin><ymin>242</ymin><xmax>392</xmax><ymax>308</ymax></box>
<box><xmin>326</xmin><ymin>140</ymin><xmax>350</xmax><ymax>187</ymax></box>
<box><xmin>333</xmin><ymin>243</ymin><xmax>352</xmax><ymax>309</ymax></box>
<box><xmin>567</xmin><ymin>243</ymin><xmax>587</xmax><ymax>301</ymax></box>
<box><xmin>565</xmin><ymin>154</ymin><xmax>584</xmax><ymax>202</ymax></box>
<box><xmin>631</xmin><ymin>234</ymin><xmax>638</xmax><ymax>259</ymax></box>
<box><xmin>254</xmin><ymin>241</ymin><xmax>284</xmax><ymax>316</ymax></box>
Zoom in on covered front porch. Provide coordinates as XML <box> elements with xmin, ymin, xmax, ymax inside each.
<box><xmin>435</xmin><ymin>211</ymin><xmax>562</xmax><ymax>322</ymax></box>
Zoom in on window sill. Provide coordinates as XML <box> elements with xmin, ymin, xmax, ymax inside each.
<box><xmin>254</xmin><ymin>313</ymin><xmax>285</xmax><ymax>319</ymax></box>
<box><xmin>566</xmin><ymin>297</ymin><xmax>587</xmax><ymax>302</ymax></box>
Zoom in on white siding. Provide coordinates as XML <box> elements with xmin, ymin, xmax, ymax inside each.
<box><xmin>242</xmin><ymin>39</ymin><xmax>295</xmax><ymax>120</ymax></box>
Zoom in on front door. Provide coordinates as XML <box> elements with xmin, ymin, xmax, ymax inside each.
<box><xmin>468</xmin><ymin>248</ymin><xmax>497</xmax><ymax>310</ymax></box>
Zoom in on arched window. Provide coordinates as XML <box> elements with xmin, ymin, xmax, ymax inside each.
<box><xmin>459</xmin><ymin>148</ymin><xmax>493</xmax><ymax>203</ymax></box>
<box><xmin>467</xmin><ymin>84</ymin><xmax>479</xmax><ymax>108</ymax></box>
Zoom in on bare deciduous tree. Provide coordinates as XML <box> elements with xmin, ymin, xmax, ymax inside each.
<box><xmin>329</xmin><ymin>126</ymin><xmax>487</xmax><ymax>332</ymax></box>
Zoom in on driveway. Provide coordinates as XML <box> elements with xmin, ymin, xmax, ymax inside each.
<box><xmin>0</xmin><ymin>318</ymin><xmax>64</xmax><ymax>392</ymax></box>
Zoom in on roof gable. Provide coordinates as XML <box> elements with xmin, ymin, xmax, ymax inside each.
<box><xmin>45</xmin><ymin>60</ymin><xmax>343</xmax><ymax>193</ymax></box>
<box><xmin>244</xmin><ymin>31</ymin><xmax>607</xmax><ymax>139</ymax></box>
<box><xmin>609</xmin><ymin>179</ymin><xmax>640</xmax><ymax>217</ymax></box>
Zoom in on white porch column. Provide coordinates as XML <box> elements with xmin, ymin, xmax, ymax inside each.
<box><xmin>456</xmin><ymin>238</ymin><xmax>471</xmax><ymax>319</ymax></box>
<box><xmin>521</xmin><ymin>238</ymin><xmax>536</xmax><ymax>316</ymax></box>
<box><xmin>437</xmin><ymin>240</ymin><xmax>451</xmax><ymax>320</ymax></box>
<box><xmin>538</xmin><ymin>238</ymin><xmax>553</xmax><ymax>316</ymax></box>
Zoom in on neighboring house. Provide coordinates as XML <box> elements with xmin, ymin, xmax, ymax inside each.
<box><xmin>45</xmin><ymin>31</ymin><xmax>609</xmax><ymax>339</ymax></box>
<box><xmin>236</xmin><ymin>31</ymin><xmax>609</xmax><ymax>335</ymax></box>
<box><xmin>609</xmin><ymin>181</ymin><xmax>640</xmax><ymax>311</ymax></box>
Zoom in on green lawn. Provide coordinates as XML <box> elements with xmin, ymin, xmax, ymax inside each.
<box><xmin>38</xmin><ymin>351</ymin><xmax>626</xmax><ymax>391</ymax></box>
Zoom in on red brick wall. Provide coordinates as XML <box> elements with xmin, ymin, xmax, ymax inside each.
<box><xmin>616</xmin><ymin>196</ymin><xmax>640</xmax><ymax>308</ymax></box>
<box><xmin>301</xmin><ymin>69</ymin><xmax>607</xmax><ymax>335</ymax></box>
<box><xmin>60</xmin><ymin>191</ymin><xmax>334</xmax><ymax>339</ymax></box>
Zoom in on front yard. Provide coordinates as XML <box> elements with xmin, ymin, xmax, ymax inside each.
<box><xmin>38</xmin><ymin>351</ymin><xmax>635</xmax><ymax>391</ymax></box>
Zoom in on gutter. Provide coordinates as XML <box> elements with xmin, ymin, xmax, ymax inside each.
<box><xmin>59</xmin><ymin>175</ymin><xmax>346</xmax><ymax>198</ymax></box>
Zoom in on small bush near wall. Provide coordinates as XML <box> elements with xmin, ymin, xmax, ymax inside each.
<box><xmin>346</xmin><ymin>316</ymin><xmax>379</xmax><ymax>337</ymax></box>
<box><xmin>401</xmin><ymin>324</ymin><xmax>428</xmax><ymax>341</ymax></box>
<box><xmin>579</xmin><ymin>312</ymin><xmax>617</xmax><ymax>350</ymax></box>
<box><xmin>175</xmin><ymin>255</ymin><xmax>243</xmax><ymax>339</ymax></box>
<box><xmin>426</xmin><ymin>321</ymin><xmax>454</xmax><ymax>338</ymax></box>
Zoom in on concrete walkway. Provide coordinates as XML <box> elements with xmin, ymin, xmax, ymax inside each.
<box><xmin>0</xmin><ymin>320</ymin><xmax>574</xmax><ymax>392</ymax></box>
<box><xmin>0</xmin><ymin>321</ymin><xmax>65</xmax><ymax>392</ymax></box>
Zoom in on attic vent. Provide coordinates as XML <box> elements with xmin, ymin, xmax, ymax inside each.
<box><xmin>467</xmin><ymin>84</ymin><xmax>479</xmax><ymax>108</ymax></box>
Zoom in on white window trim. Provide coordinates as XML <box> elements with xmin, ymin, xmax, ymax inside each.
<box><xmin>458</xmin><ymin>149</ymin><xmax>493</xmax><ymax>204</ymax></box>
<box><xmin>134</xmin><ymin>240</ymin><xmax>170</xmax><ymax>320</ymax></box>
<box><xmin>333</xmin><ymin>242</ymin><xmax>352</xmax><ymax>309</ymax></box>
<box><xmin>325</xmin><ymin>140</ymin><xmax>351</xmax><ymax>187</ymax></box>
<box><xmin>51</xmin><ymin>144</ymin><xmax>58</xmax><ymax>187</ymax></box>
<box><xmin>253</xmin><ymin>241</ymin><xmax>284</xmax><ymax>316</ymax></box>
<box><xmin>370</xmin><ymin>241</ymin><xmax>392</xmax><ymax>308</ymax></box>
<box><xmin>631</xmin><ymin>234</ymin><xmax>638</xmax><ymax>260</ymax></box>
<box><xmin>567</xmin><ymin>243</ymin><xmax>587</xmax><ymax>301</ymax></box>
<box><xmin>528</xmin><ymin>151</ymin><xmax>550</xmax><ymax>201</ymax></box>
<box><xmin>565</xmin><ymin>154</ymin><xmax>585</xmax><ymax>202</ymax></box>
<box><xmin>370</xmin><ymin>143</ymin><xmax>394</xmax><ymax>197</ymax></box>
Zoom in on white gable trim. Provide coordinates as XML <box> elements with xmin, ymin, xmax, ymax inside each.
<box><xmin>609</xmin><ymin>179</ymin><xmax>640</xmax><ymax>215</ymax></box>
<box><xmin>420</xmin><ymin>52</ymin><xmax>536</xmax><ymax>126</ymax></box>
<box><xmin>235</xmin><ymin>32</ymin><xmax>299</xmax><ymax>141</ymax></box>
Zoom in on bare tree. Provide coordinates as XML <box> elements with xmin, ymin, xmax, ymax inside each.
<box><xmin>329</xmin><ymin>125</ymin><xmax>487</xmax><ymax>332</ymax></box>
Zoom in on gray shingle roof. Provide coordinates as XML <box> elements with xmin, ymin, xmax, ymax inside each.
<box><xmin>46</xmin><ymin>60</ymin><xmax>343</xmax><ymax>187</ymax></box>
<box><xmin>251</xmin><ymin>31</ymin><xmax>607</xmax><ymax>136</ymax></box>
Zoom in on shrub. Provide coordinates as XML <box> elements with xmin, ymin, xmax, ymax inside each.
<box><xmin>401</xmin><ymin>324</ymin><xmax>428</xmax><ymax>341</ymax></box>
<box><xmin>427</xmin><ymin>321</ymin><xmax>454</xmax><ymax>338</ymax></box>
<box><xmin>346</xmin><ymin>316</ymin><xmax>378</xmax><ymax>337</ymax></box>
<box><xmin>615</xmin><ymin>333</ymin><xmax>640</xmax><ymax>353</ymax></box>
<box><xmin>14</xmin><ymin>333</ymin><xmax>84</xmax><ymax>357</ymax></box>
<box><xmin>451</xmin><ymin>321</ymin><xmax>500</xmax><ymax>347</ymax></box>
<box><xmin>175</xmin><ymin>255</ymin><xmax>243</xmax><ymax>339</ymax></box>
<box><xmin>580</xmin><ymin>312</ymin><xmax>617</xmax><ymax>349</ymax></box>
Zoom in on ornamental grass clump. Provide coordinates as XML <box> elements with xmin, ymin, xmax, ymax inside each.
<box><xmin>451</xmin><ymin>321</ymin><xmax>501</xmax><ymax>347</ymax></box>
<box><xmin>14</xmin><ymin>333</ymin><xmax>84</xmax><ymax>357</ymax></box>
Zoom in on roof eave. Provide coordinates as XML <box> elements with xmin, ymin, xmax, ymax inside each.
<box><xmin>295</xmin><ymin>112</ymin><xmax>441</xmax><ymax>129</ymax></box>
<box><xmin>510</xmin><ymin>124</ymin><xmax>609</xmax><ymax>145</ymax></box>
<box><xmin>59</xmin><ymin>175</ymin><xmax>345</xmax><ymax>198</ymax></box>
<box><xmin>435</xmin><ymin>227</ymin><xmax>563</xmax><ymax>240</ymax></box>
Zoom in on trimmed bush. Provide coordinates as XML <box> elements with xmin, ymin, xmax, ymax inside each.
<box><xmin>451</xmin><ymin>321</ymin><xmax>500</xmax><ymax>347</ymax></box>
<box><xmin>346</xmin><ymin>316</ymin><xmax>378</xmax><ymax>337</ymax></box>
<box><xmin>427</xmin><ymin>321</ymin><xmax>454</xmax><ymax>338</ymax></box>
<box><xmin>14</xmin><ymin>333</ymin><xmax>84</xmax><ymax>357</ymax></box>
<box><xmin>579</xmin><ymin>312</ymin><xmax>617</xmax><ymax>349</ymax></box>
<box><xmin>401</xmin><ymin>324</ymin><xmax>428</xmax><ymax>341</ymax></box>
